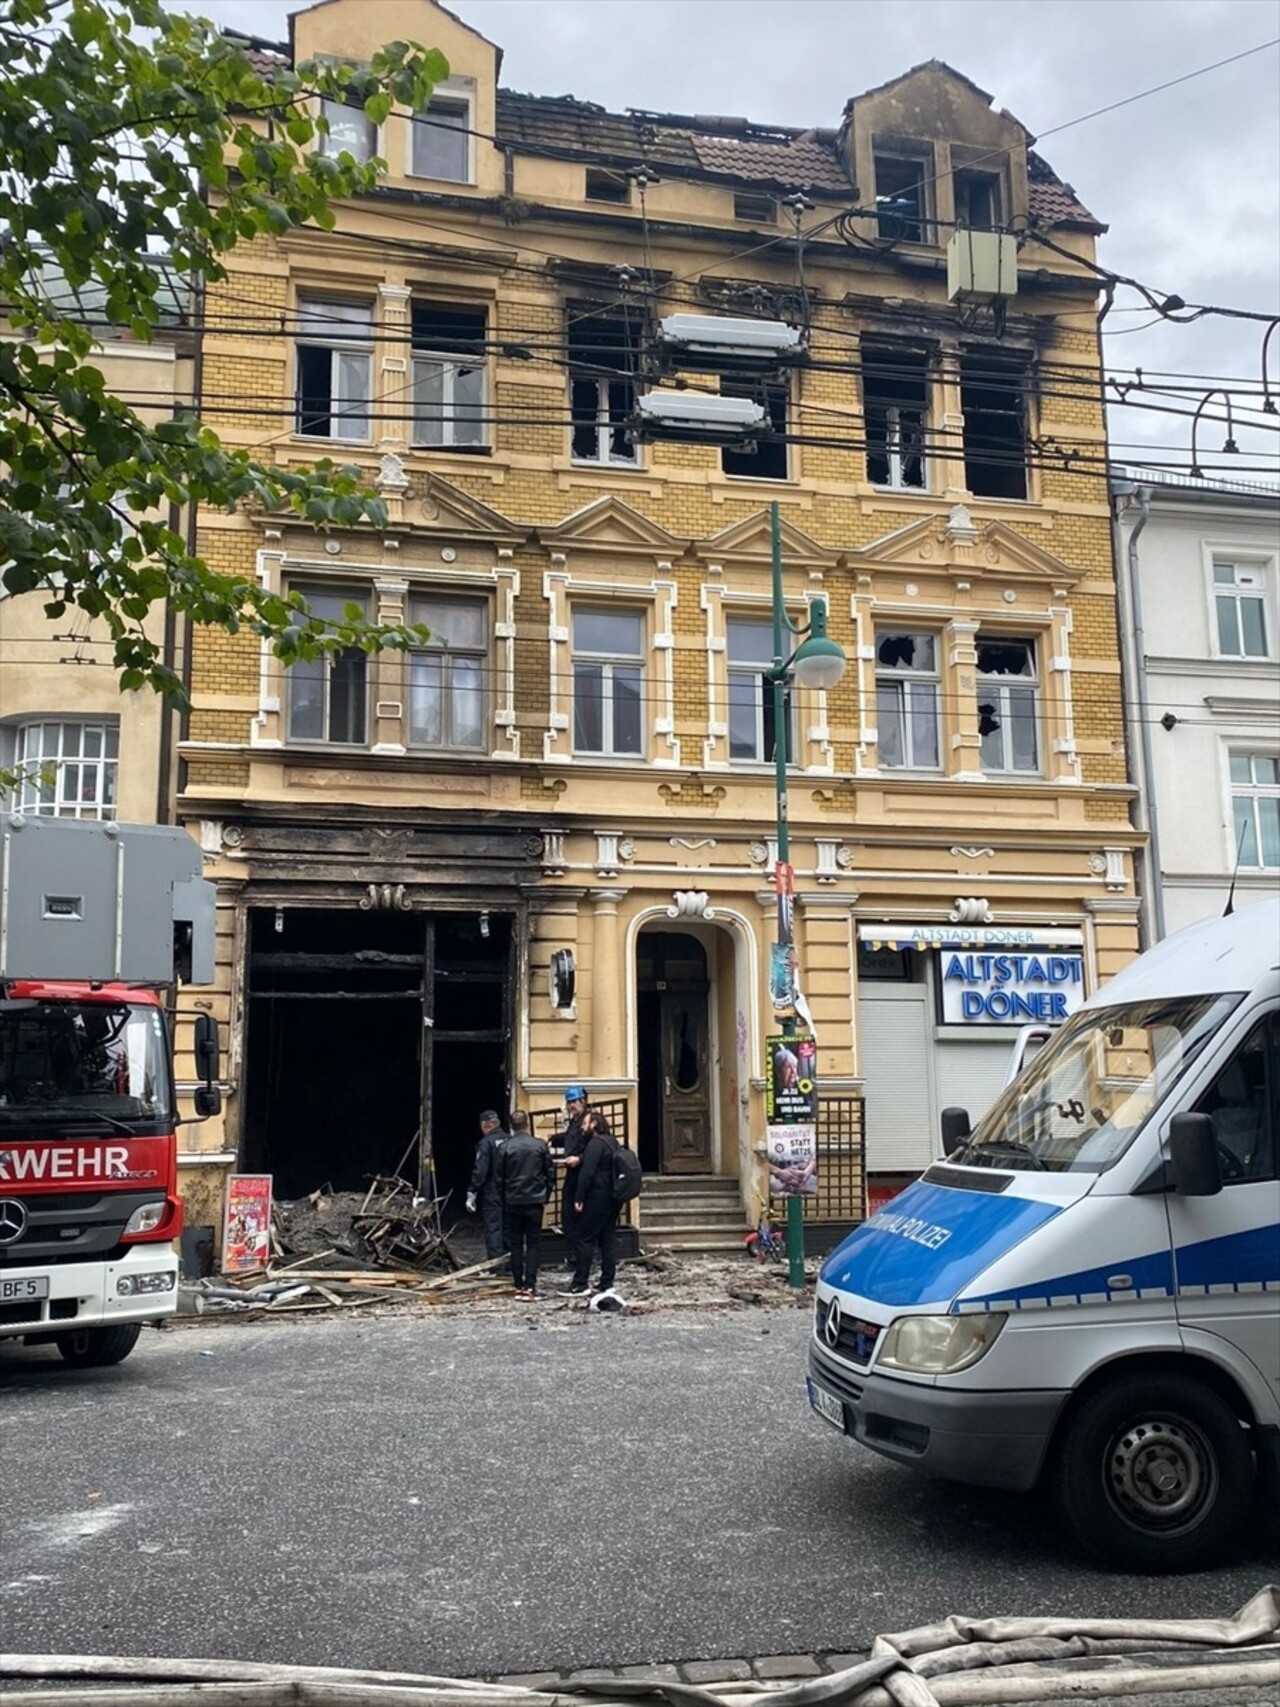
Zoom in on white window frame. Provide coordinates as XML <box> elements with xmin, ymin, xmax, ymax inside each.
<box><xmin>976</xmin><ymin>636</ymin><xmax>1041</xmax><ymax>775</ymax></box>
<box><xmin>284</xmin><ymin>588</ymin><xmax>370</xmax><ymax>747</ymax></box>
<box><xmin>570</xmin><ymin>374</ymin><xmax>638</xmax><ymax>467</ymax></box>
<box><xmin>12</xmin><ymin>719</ymin><xmax>119</xmax><ymax>819</ymax></box>
<box><xmin>408</xmin><ymin>86</ymin><xmax>474</xmax><ymax>185</ymax></box>
<box><xmin>406</xmin><ymin>593</ymin><xmax>488</xmax><ymax>752</ymax></box>
<box><xmin>411</xmin><ymin>351</ymin><xmax>487</xmax><ymax>449</ymax></box>
<box><xmin>1211</xmin><ymin>557</ymin><xmax>1272</xmax><ymax>660</ymax></box>
<box><xmin>294</xmin><ymin>297</ymin><xmax>374</xmax><ymax>443</ymax></box>
<box><xmin>875</xmin><ymin>630</ymin><xmax>941</xmax><ymax>770</ymax></box>
<box><xmin>316</xmin><ymin>97</ymin><xmax>377</xmax><ymax>164</ymax></box>
<box><xmin>1228</xmin><ymin>751</ymin><xmax>1280</xmax><ymax>870</ymax></box>
<box><xmin>572</xmin><ymin>609</ymin><xmax>646</xmax><ymax>758</ymax></box>
<box><xmin>725</xmin><ymin>616</ymin><xmax>792</xmax><ymax>765</ymax></box>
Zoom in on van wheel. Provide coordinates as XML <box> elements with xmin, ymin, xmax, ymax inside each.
<box><xmin>55</xmin><ymin>1324</ymin><xmax>142</xmax><ymax>1368</ymax></box>
<box><xmin>1054</xmin><ymin>1373</ymin><xmax>1253</xmax><ymax>1572</ymax></box>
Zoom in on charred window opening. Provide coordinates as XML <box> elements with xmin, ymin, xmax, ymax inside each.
<box><xmin>568</xmin><ymin>309</ymin><xmax>639</xmax><ymax>464</ymax></box>
<box><xmin>585</xmin><ymin>168</ymin><xmax>630</xmax><ymax>204</ymax></box>
<box><xmin>721</xmin><ymin>379</ymin><xmax>788</xmax><ymax>480</ymax></box>
<box><xmin>411</xmin><ymin>302</ymin><xmax>487</xmax><ymax>449</ymax></box>
<box><xmin>295</xmin><ymin>297</ymin><xmax>373</xmax><ymax>441</ymax></box>
<box><xmin>874</xmin><ymin>155</ymin><xmax>929</xmax><ymax>243</ymax></box>
<box><xmin>863</xmin><ymin>343</ymin><xmax>930</xmax><ymax>490</ymax></box>
<box><xmin>961</xmin><ymin>352</ymin><xmax>1029</xmax><ymax>500</ymax></box>
<box><xmin>734</xmin><ymin>192</ymin><xmax>777</xmax><ymax>224</ymax></box>
<box><xmin>954</xmin><ymin>170</ymin><xmax>1002</xmax><ymax>231</ymax></box>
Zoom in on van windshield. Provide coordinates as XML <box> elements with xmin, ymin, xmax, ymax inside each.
<box><xmin>954</xmin><ymin>993</ymin><xmax>1242</xmax><ymax>1173</ymax></box>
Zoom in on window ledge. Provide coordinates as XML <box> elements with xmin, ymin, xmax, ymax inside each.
<box><xmin>408</xmin><ymin>443</ymin><xmax>493</xmax><ymax>457</ymax></box>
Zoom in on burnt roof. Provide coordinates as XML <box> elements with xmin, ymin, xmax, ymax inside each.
<box><xmin>217</xmin><ymin>35</ymin><xmax>1102</xmax><ymax>231</ymax></box>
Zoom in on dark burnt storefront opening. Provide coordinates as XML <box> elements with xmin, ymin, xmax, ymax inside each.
<box><xmin>241</xmin><ymin>907</ymin><xmax>512</xmax><ymax>1201</ymax></box>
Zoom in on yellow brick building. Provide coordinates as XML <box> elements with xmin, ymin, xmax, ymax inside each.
<box><xmin>177</xmin><ymin>0</ymin><xmax>1141</xmax><ymax>1244</ymax></box>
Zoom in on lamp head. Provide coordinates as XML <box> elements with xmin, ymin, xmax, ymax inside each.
<box><xmin>790</xmin><ymin>600</ymin><xmax>847</xmax><ymax>691</ymax></box>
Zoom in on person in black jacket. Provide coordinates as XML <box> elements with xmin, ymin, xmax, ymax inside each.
<box><xmin>560</xmin><ymin>1108</ymin><xmax>620</xmax><ymax>1296</ymax></box>
<box><xmin>466</xmin><ymin>1109</ymin><xmax>508</xmax><ymax>1261</ymax></box>
<box><xmin>553</xmin><ymin>1085</ymin><xmax>588</xmax><ymax>1270</ymax></box>
<box><xmin>497</xmin><ymin>1111</ymin><xmax>554</xmax><ymax>1299</ymax></box>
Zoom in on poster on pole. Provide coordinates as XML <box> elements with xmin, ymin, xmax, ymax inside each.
<box><xmin>764</xmin><ymin>1032</ymin><xmax>818</xmax><ymax>1124</ymax></box>
<box><xmin>774</xmin><ymin>859</ymin><xmax>795</xmax><ymax>944</ymax></box>
<box><xmin>769</xmin><ymin>940</ymin><xmax>798</xmax><ymax>1010</ymax></box>
<box><xmin>766</xmin><ymin>1123</ymin><xmax>818</xmax><ymax>1196</ymax></box>
<box><xmin>222</xmin><ymin>1173</ymin><xmax>272</xmax><ymax>1275</ymax></box>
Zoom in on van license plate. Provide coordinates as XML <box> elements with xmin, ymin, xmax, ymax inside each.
<box><xmin>0</xmin><ymin>1276</ymin><xmax>49</xmax><ymax>1303</ymax></box>
<box><xmin>808</xmin><ymin>1379</ymin><xmax>845</xmax><ymax>1431</ymax></box>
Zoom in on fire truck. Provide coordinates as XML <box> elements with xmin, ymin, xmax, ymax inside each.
<box><xmin>0</xmin><ymin>812</ymin><xmax>218</xmax><ymax>1367</ymax></box>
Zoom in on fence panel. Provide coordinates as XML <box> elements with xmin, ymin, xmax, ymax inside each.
<box><xmin>802</xmin><ymin>1095</ymin><xmax>867</xmax><ymax>1224</ymax></box>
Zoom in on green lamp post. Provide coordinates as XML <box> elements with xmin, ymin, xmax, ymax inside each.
<box><xmin>766</xmin><ymin>501</ymin><xmax>847</xmax><ymax>1287</ymax></box>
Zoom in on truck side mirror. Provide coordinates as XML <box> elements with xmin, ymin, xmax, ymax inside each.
<box><xmin>940</xmin><ymin>1107</ymin><xmax>971</xmax><ymax>1156</ymax></box>
<box><xmin>193</xmin><ymin>1084</ymin><xmax>222</xmax><ymax>1119</ymax></box>
<box><xmin>193</xmin><ymin>1012</ymin><xmax>220</xmax><ymax>1084</ymax></box>
<box><xmin>1168</xmin><ymin>1111</ymin><xmax>1222</xmax><ymax>1197</ymax></box>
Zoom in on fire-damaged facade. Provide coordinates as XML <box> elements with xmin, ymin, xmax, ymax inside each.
<box><xmin>177</xmin><ymin>0</ymin><xmax>1141</xmax><ymax>1245</ymax></box>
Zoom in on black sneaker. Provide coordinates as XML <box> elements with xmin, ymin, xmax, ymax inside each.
<box><xmin>556</xmin><ymin>1284</ymin><xmax>588</xmax><ymax>1296</ymax></box>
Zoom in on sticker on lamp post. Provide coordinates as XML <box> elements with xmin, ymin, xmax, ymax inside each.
<box><xmin>769</xmin><ymin>940</ymin><xmax>799</xmax><ymax>1010</ymax></box>
<box><xmin>766</xmin><ymin>1122</ymin><xmax>818</xmax><ymax>1196</ymax></box>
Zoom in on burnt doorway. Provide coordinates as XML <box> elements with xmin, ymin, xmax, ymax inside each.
<box><xmin>242</xmin><ymin>907</ymin><xmax>424</xmax><ymax>1198</ymax></box>
<box><xmin>637</xmin><ymin>931</ymin><xmax>713</xmax><ymax>1174</ymax></box>
<box><xmin>241</xmin><ymin>907</ymin><xmax>512</xmax><ymax>1203</ymax></box>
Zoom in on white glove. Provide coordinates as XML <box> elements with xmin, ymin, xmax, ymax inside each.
<box><xmin>465</xmin><ymin>1193</ymin><xmax>477</xmax><ymax>1214</ymax></box>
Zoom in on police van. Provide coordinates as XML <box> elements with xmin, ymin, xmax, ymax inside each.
<box><xmin>808</xmin><ymin>898</ymin><xmax>1279</xmax><ymax>1571</ymax></box>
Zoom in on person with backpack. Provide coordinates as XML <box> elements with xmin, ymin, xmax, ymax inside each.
<box><xmin>497</xmin><ymin>1110</ymin><xmax>554</xmax><ymax>1300</ymax></box>
<box><xmin>559</xmin><ymin>1109</ymin><xmax>640</xmax><ymax>1297</ymax></box>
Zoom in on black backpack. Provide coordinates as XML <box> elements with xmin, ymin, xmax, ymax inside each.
<box><xmin>611</xmin><ymin>1144</ymin><xmax>643</xmax><ymax>1205</ymax></box>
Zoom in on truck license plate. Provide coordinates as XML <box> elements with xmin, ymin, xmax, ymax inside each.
<box><xmin>0</xmin><ymin>1276</ymin><xmax>50</xmax><ymax>1303</ymax></box>
<box><xmin>808</xmin><ymin>1378</ymin><xmax>845</xmax><ymax>1432</ymax></box>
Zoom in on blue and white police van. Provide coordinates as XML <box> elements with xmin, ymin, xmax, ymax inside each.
<box><xmin>809</xmin><ymin>898</ymin><xmax>1279</xmax><ymax>1571</ymax></box>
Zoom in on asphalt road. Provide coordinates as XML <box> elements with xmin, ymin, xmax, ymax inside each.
<box><xmin>2</xmin><ymin>1306</ymin><xmax>1277</xmax><ymax>1678</ymax></box>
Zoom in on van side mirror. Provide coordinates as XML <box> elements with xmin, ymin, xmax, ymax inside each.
<box><xmin>193</xmin><ymin>1012</ymin><xmax>220</xmax><ymax>1084</ymax></box>
<box><xmin>1168</xmin><ymin>1112</ymin><xmax>1222</xmax><ymax>1197</ymax></box>
<box><xmin>940</xmin><ymin>1107</ymin><xmax>971</xmax><ymax>1156</ymax></box>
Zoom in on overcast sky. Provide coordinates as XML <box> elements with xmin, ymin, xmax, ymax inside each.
<box><xmin>189</xmin><ymin>0</ymin><xmax>1280</xmax><ymax>477</ymax></box>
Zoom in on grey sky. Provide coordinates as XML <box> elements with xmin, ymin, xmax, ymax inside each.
<box><xmin>188</xmin><ymin>0</ymin><xmax>1280</xmax><ymax>475</ymax></box>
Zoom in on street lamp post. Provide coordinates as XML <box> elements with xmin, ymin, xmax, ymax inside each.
<box><xmin>766</xmin><ymin>500</ymin><xmax>846</xmax><ymax>1288</ymax></box>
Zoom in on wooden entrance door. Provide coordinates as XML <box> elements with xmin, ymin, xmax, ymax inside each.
<box><xmin>660</xmin><ymin>984</ymin><xmax>712</xmax><ymax>1172</ymax></box>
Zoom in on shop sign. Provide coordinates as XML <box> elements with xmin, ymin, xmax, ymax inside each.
<box><xmin>765</xmin><ymin>1033</ymin><xmax>818</xmax><ymax>1123</ymax></box>
<box><xmin>940</xmin><ymin>950</ymin><xmax>1085</xmax><ymax>1025</ymax></box>
<box><xmin>223</xmin><ymin>1173</ymin><xmax>272</xmax><ymax>1275</ymax></box>
<box><xmin>858</xmin><ymin>923</ymin><xmax>1083</xmax><ymax>951</ymax></box>
<box><xmin>766</xmin><ymin>1123</ymin><xmax>817</xmax><ymax>1196</ymax></box>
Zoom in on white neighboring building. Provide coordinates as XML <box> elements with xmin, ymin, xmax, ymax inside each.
<box><xmin>1113</xmin><ymin>469</ymin><xmax>1280</xmax><ymax>941</ymax></box>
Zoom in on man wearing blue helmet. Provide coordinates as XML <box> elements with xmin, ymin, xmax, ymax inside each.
<box><xmin>554</xmin><ymin>1085</ymin><xmax>588</xmax><ymax>1269</ymax></box>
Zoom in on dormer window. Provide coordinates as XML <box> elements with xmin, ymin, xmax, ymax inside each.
<box><xmin>318</xmin><ymin>98</ymin><xmax>375</xmax><ymax>165</ymax></box>
<box><xmin>874</xmin><ymin>154</ymin><xmax>930</xmax><ymax>243</ymax></box>
<box><xmin>411</xmin><ymin>93</ymin><xmax>472</xmax><ymax>183</ymax></box>
<box><xmin>954</xmin><ymin>169</ymin><xmax>1002</xmax><ymax>231</ymax></box>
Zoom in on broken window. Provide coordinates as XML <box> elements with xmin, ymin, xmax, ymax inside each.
<box><xmin>961</xmin><ymin>352</ymin><xmax>1029</xmax><ymax>500</ymax></box>
<box><xmin>953</xmin><ymin>170</ymin><xmax>1002</xmax><ymax>231</ymax></box>
<box><xmin>317</xmin><ymin>99</ymin><xmax>375</xmax><ymax>164</ymax></box>
<box><xmin>410</xmin><ymin>96</ymin><xmax>471</xmax><ymax>182</ymax></box>
<box><xmin>734</xmin><ymin>192</ymin><xmax>777</xmax><ymax>224</ymax></box>
<box><xmin>976</xmin><ymin>637</ymin><xmax>1039</xmax><ymax>774</ymax></box>
<box><xmin>875</xmin><ymin>631</ymin><xmax>940</xmax><ymax>769</ymax></box>
<box><xmin>568</xmin><ymin>309</ymin><xmax>639</xmax><ymax>465</ymax></box>
<box><xmin>726</xmin><ymin>617</ymin><xmax>791</xmax><ymax>763</ymax></box>
<box><xmin>721</xmin><ymin>379</ymin><xmax>788</xmax><ymax>480</ymax></box>
<box><xmin>407</xmin><ymin>594</ymin><xmax>487</xmax><ymax>751</ymax></box>
<box><xmin>287</xmin><ymin>589</ymin><xmax>369</xmax><ymax>746</ymax></box>
<box><xmin>411</xmin><ymin>302</ymin><xmax>487</xmax><ymax>449</ymax></box>
<box><xmin>863</xmin><ymin>342</ymin><xmax>930</xmax><ymax>490</ymax></box>
<box><xmin>874</xmin><ymin>155</ymin><xmax>929</xmax><ymax>243</ymax></box>
<box><xmin>295</xmin><ymin>297</ymin><xmax>373</xmax><ymax>441</ymax></box>
<box><xmin>585</xmin><ymin>168</ymin><xmax>630</xmax><ymax>204</ymax></box>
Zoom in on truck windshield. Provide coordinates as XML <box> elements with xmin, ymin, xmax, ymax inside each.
<box><xmin>954</xmin><ymin>992</ymin><xmax>1242</xmax><ymax>1173</ymax></box>
<box><xmin>0</xmin><ymin>1001</ymin><xmax>173</xmax><ymax>1127</ymax></box>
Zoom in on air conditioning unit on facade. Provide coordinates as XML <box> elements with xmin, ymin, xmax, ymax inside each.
<box><xmin>629</xmin><ymin>389</ymin><xmax>769</xmax><ymax>444</ymax></box>
<box><xmin>654</xmin><ymin>313</ymin><xmax>806</xmax><ymax>375</ymax></box>
<box><xmin>947</xmin><ymin>230</ymin><xmax>1019</xmax><ymax>303</ymax></box>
